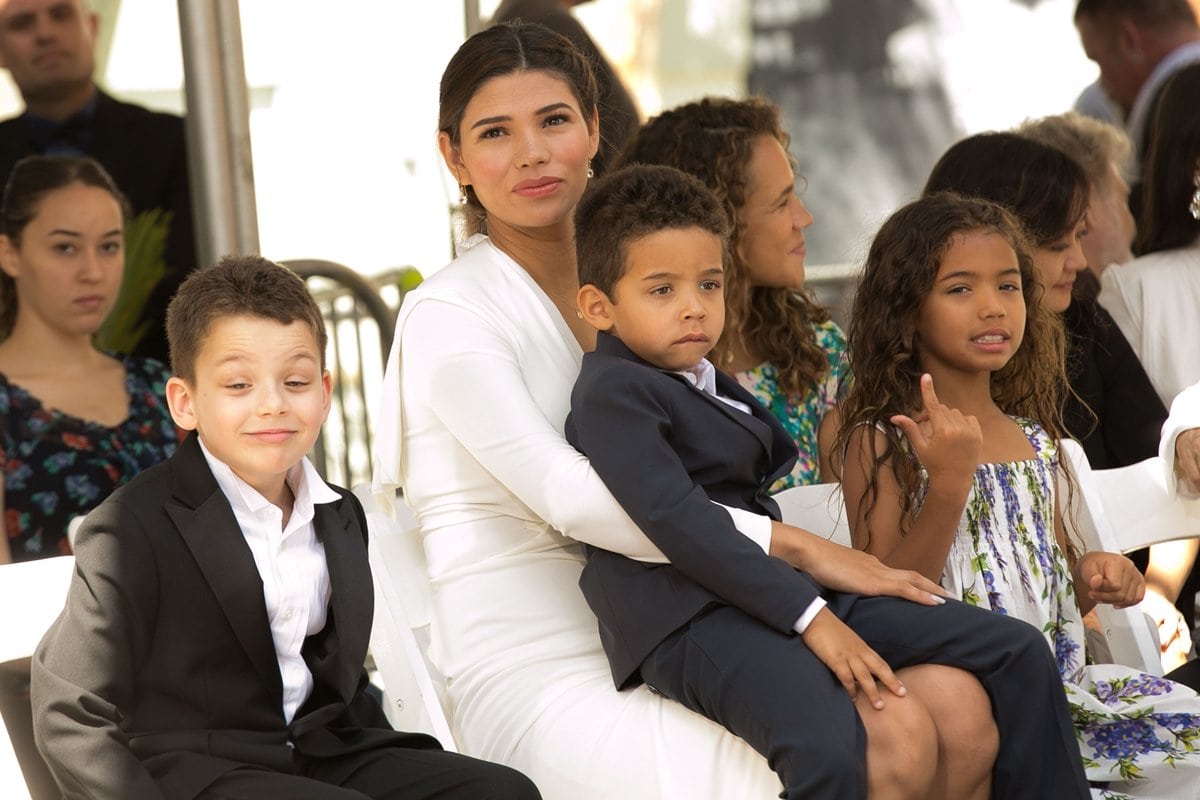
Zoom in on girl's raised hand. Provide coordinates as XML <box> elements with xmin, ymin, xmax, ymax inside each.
<box><xmin>890</xmin><ymin>373</ymin><xmax>981</xmax><ymax>490</ymax></box>
<box><xmin>1077</xmin><ymin>551</ymin><xmax>1146</xmax><ymax>609</ymax></box>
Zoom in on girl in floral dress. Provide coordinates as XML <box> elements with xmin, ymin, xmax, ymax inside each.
<box><xmin>836</xmin><ymin>192</ymin><xmax>1200</xmax><ymax>799</ymax></box>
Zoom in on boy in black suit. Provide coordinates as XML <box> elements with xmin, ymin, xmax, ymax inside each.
<box><xmin>30</xmin><ymin>255</ymin><xmax>539</xmax><ymax>800</ymax></box>
<box><xmin>566</xmin><ymin>164</ymin><xmax>1089</xmax><ymax>800</ymax></box>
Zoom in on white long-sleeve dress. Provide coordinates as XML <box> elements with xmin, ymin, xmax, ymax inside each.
<box><xmin>373</xmin><ymin>235</ymin><xmax>782</xmax><ymax>799</ymax></box>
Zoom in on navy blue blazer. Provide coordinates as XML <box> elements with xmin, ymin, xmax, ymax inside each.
<box><xmin>566</xmin><ymin>333</ymin><xmax>824</xmax><ymax>688</ymax></box>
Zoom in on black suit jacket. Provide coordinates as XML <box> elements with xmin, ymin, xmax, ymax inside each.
<box><xmin>30</xmin><ymin>433</ymin><xmax>436</xmax><ymax>800</ymax></box>
<box><xmin>566</xmin><ymin>333</ymin><xmax>823</xmax><ymax>688</ymax></box>
<box><xmin>1062</xmin><ymin>296</ymin><xmax>1167</xmax><ymax>469</ymax></box>
<box><xmin>0</xmin><ymin>88</ymin><xmax>196</xmax><ymax>364</ymax></box>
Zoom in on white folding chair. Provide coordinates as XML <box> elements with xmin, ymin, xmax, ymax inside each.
<box><xmin>772</xmin><ymin>482</ymin><xmax>850</xmax><ymax>546</ymax></box>
<box><xmin>0</xmin><ymin>555</ymin><xmax>75</xmax><ymax>800</ymax></box>
<box><xmin>353</xmin><ymin>485</ymin><xmax>457</xmax><ymax>752</ymax></box>
<box><xmin>1058</xmin><ymin>438</ymin><xmax>1166</xmax><ymax>675</ymax></box>
<box><xmin>1071</xmin><ymin>449</ymin><xmax>1200</xmax><ymax>553</ymax></box>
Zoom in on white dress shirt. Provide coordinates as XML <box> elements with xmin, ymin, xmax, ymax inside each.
<box><xmin>199</xmin><ymin>440</ymin><xmax>341</xmax><ymax>724</ymax></box>
<box><xmin>677</xmin><ymin>358</ymin><xmax>827</xmax><ymax>634</ymax></box>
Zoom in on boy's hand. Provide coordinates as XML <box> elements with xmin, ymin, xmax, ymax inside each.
<box><xmin>890</xmin><ymin>374</ymin><xmax>981</xmax><ymax>490</ymax></box>
<box><xmin>801</xmin><ymin>608</ymin><xmax>905</xmax><ymax>709</ymax></box>
<box><xmin>1078</xmin><ymin>551</ymin><xmax>1146</xmax><ymax>608</ymax></box>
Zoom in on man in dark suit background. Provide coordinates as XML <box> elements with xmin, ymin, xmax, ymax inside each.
<box><xmin>0</xmin><ymin>0</ymin><xmax>195</xmax><ymax>364</ymax></box>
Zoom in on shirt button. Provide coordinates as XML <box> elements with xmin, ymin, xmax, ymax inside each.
<box><xmin>283</xmin><ymin>608</ymin><xmax>295</xmax><ymax>621</ymax></box>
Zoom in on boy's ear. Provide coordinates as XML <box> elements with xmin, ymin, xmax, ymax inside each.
<box><xmin>319</xmin><ymin>369</ymin><xmax>333</xmax><ymax>423</ymax></box>
<box><xmin>165</xmin><ymin>376</ymin><xmax>199</xmax><ymax>431</ymax></box>
<box><xmin>577</xmin><ymin>284</ymin><xmax>614</xmax><ymax>331</ymax></box>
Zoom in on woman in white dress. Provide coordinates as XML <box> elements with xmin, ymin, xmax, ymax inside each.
<box><xmin>374</xmin><ymin>21</ymin><xmax>1024</xmax><ymax>800</ymax></box>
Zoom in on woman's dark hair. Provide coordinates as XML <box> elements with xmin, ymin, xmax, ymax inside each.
<box><xmin>438</xmin><ymin>20</ymin><xmax>599</xmax><ymax>236</ymax></box>
<box><xmin>1135</xmin><ymin>63</ymin><xmax>1200</xmax><ymax>254</ymax></box>
<box><xmin>0</xmin><ymin>155</ymin><xmax>130</xmax><ymax>339</ymax></box>
<box><xmin>923</xmin><ymin>132</ymin><xmax>1089</xmax><ymax>247</ymax></box>
<box><xmin>616</xmin><ymin>96</ymin><xmax>833</xmax><ymax>403</ymax></box>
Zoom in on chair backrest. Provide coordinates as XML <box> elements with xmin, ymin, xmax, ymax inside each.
<box><xmin>773</xmin><ymin>482</ymin><xmax>851</xmax><ymax>547</ymax></box>
<box><xmin>352</xmin><ymin>484</ymin><xmax>456</xmax><ymax>751</ymax></box>
<box><xmin>0</xmin><ymin>555</ymin><xmax>75</xmax><ymax>800</ymax></box>
<box><xmin>287</xmin><ymin>259</ymin><xmax>419</xmax><ymax>488</ymax></box>
<box><xmin>1057</xmin><ymin>438</ymin><xmax>1165</xmax><ymax>675</ymax></box>
<box><xmin>1072</xmin><ymin>451</ymin><xmax>1200</xmax><ymax>553</ymax></box>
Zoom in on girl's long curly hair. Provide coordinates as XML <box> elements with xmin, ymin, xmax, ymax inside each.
<box><xmin>832</xmin><ymin>193</ymin><xmax>1070</xmax><ymax>545</ymax></box>
<box><xmin>615</xmin><ymin>96</ymin><xmax>832</xmax><ymax>400</ymax></box>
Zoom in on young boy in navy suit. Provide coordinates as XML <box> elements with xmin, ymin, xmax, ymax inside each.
<box><xmin>31</xmin><ymin>255</ymin><xmax>539</xmax><ymax>800</ymax></box>
<box><xmin>566</xmin><ymin>164</ymin><xmax>1089</xmax><ymax>800</ymax></box>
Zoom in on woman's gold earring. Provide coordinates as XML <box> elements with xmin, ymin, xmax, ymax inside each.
<box><xmin>586</xmin><ymin>161</ymin><xmax>595</xmax><ymax>180</ymax></box>
<box><xmin>458</xmin><ymin>184</ymin><xmax>468</xmax><ymax>204</ymax></box>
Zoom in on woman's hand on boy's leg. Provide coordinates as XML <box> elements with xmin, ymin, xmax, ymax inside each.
<box><xmin>890</xmin><ymin>374</ymin><xmax>980</xmax><ymax>494</ymax></box>
<box><xmin>801</xmin><ymin>608</ymin><xmax>906</xmax><ymax>709</ymax></box>
<box><xmin>777</xmin><ymin>525</ymin><xmax>949</xmax><ymax>606</ymax></box>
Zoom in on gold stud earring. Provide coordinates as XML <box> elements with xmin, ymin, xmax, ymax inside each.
<box><xmin>586</xmin><ymin>161</ymin><xmax>595</xmax><ymax>180</ymax></box>
<box><xmin>458</xmin><ymin>184</ymin><xmax>468</xmax><ymax>204</ymax></box>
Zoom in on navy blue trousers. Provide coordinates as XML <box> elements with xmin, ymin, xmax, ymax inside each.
<box><xmin>640</xmin><ymin>596</ymin><xmax>1089</xmax><ymax>800</ymax></box>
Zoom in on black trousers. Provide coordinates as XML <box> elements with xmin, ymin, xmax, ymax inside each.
<box><xmin>195</xmin><ymin>746</ymin><xmax>540</xmax><ymax>800</ymax></box>
<box><xmin>640</xmin><ymin>596</ymin><xmax>1090</xmax><ymax>800</ymax></box>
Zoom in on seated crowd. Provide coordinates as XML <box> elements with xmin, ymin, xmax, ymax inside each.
<box><xmin>4</xmin><ymin>4</ymin><xmax>1200</xmax><ymax>800</ymax></box>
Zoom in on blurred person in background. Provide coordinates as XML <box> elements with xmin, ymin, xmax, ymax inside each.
<box><xmin>0</xmin><ymin>0</ymin><xmax>196</xmax><ymax>364</ymax></box>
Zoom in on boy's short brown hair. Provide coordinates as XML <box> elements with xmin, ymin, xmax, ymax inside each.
<box><xmin>166</xmin><ymin>254</ymin><xmax>327</xmax><ymax>383</ymax></box>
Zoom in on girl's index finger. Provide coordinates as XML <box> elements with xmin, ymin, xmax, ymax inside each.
<box><xmin>919</xmin><ymin>373</ymin><xmax>941</xmax><ymax>413</ymax></box>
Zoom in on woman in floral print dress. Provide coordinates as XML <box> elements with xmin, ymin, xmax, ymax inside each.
<box><xmin>617</xmin><ymin>97</ymin><xmax>847</xmax><ymax>489</ymax></box>
<box><xmin>0</xmin><ymin>156</ymin><xmax>178</xmax><ymax>563</ymax></box>
<box><xmin>838</xmin><ymin>193</ymin><xmax>1200</xmax><ymax>799</ymax></box>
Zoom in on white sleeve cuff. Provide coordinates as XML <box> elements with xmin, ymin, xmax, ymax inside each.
<box><xmin>792</xmin><ymin>597</ymin><xmax>828</xmax><ymax>635</ymax></box>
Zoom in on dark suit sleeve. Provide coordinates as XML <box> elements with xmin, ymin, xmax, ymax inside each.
<box><xmin>571</xmin><ymin>366</ymin><xmax>820</xmax><ymax>634</ymax></box>
<box><xmin>30</xmin><ymin>498</ymin><xmax>167</xmax><ymax>800</ymax></box>
<box><xmin>1090</xmin><ymin>304</ymin><xmax>1166</xmax><ymax>465</ymax></box>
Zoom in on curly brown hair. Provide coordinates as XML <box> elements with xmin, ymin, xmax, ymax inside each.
<box><xmin>575</xmin><ymin>164</ymin><xmax>730</xmax><ymax>296</ymax></box>
<box><xmin>833</xmin><ymin>192</ymin><xmax>1070</xmax><ymax>543</ymax></box>
<box><xmin>615</xmin><ymin>96</ymin><xmax>833</xmax><ymax>402</ymax></box>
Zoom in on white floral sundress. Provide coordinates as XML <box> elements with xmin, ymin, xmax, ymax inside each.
<box><xmin>916</xmin><ymin>418</ymin><xmax>1200</xmax><ymax>800</ymax></box>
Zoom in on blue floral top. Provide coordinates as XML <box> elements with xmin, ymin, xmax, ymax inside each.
<box><xmin>1</xmin><ymin>355</ymin><xmax>179</xmax><ymax>561</ymax></box>
<box><xmin>735</xmin><ymin>319</ymin><xmax>848</xmax><ymax>490</ymax></box>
